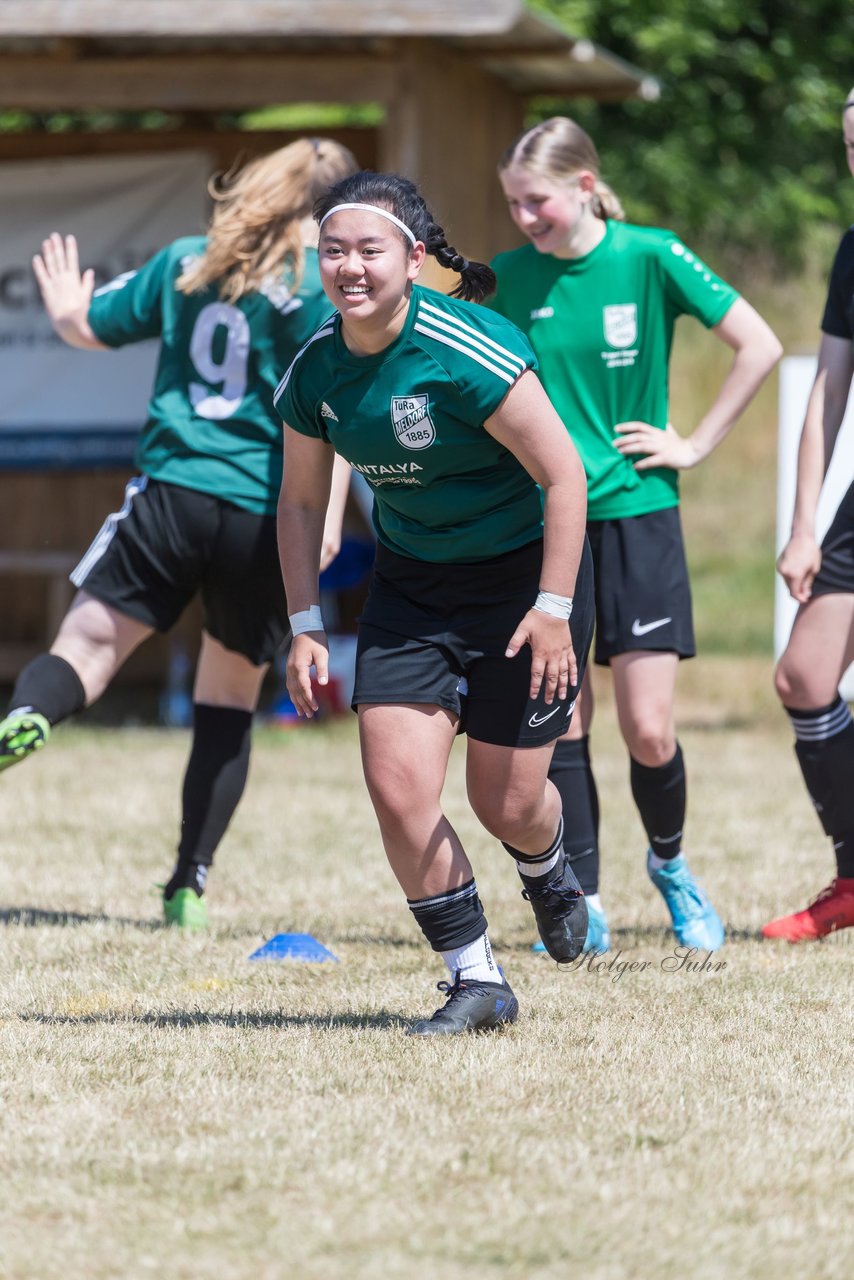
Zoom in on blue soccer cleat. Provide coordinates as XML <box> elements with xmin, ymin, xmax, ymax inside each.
<box><xmin>647</xmin><ymin>851</ymin><xmax>725</xmax><ymax>951</ymax></box>
<box><xmin>531</xmin><ymin>899</ymin><xmax>610</xmax><ymax>955</ymax></box>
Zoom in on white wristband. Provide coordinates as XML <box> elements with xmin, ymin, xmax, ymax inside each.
<box><xmin>289</xmin><ymin>605</ymin><xmax>325</xmax><ymax>636</ymax></box>
<box><xmin>534</xmin><ymin>590</ymin><xmax>573</xmax><ymax>620</ymax></box>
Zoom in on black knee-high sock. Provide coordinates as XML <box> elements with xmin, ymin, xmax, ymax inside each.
<box><xmin>164</xmin><ymin>704</ymin><xmax>253</xmax><ymax>899</ymax></box>
<box><xmin>8</xmin><ymin>653</ymin><xmax>86</xmax><ymax>725</ymax></box>
<box><xmin>630</xmin><ymin>743</ymin><xmax>686</xmax><ymax>861</ymax></box>
<box><xmin>786</xmin><ymin>697</ymin><xmax>854</xmax><ymax>879</ymax></box>
<box><xmin>548</xmin><ymin>737</ymin><xmax>600</xmax><ymax>894</ymax></box>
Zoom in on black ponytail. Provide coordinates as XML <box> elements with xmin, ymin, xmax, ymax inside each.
<box><xmin>314</xmin><ymin>170</ymin><xmax>496</xmax><ymax>303</ymax></box>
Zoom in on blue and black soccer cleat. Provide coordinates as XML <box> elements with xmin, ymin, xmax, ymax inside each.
<box><xmin>647</xmin><ymin>851</ymin><xmax>725</xmax><ymax>951</ymax></box>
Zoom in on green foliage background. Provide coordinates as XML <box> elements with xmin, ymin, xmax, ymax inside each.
<box><xmin>530</xmin><ymin>0</ymin><xmax>853</xmax><ymax>269</ymax></box>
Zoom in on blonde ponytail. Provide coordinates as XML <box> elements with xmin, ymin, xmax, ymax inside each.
<box><xmin>178</xmin><ymin>137</ymin><xmax>359</xmax><ymax>301</ymax></box>
<box><xmin>499</xmin><ymin>116</ymin><xmax>624</xmax><ymax>222</ymax></box>
<box><xmin>592</xmin><ymin>179</ymin><xmax>625</xmax><ymax>222</ymax></box>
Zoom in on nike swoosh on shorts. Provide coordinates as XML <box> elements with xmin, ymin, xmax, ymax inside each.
<box><xmin>631</xmin><ymin>616</ymin><xmax>672</xmax><ymax>637</ymax></box>
<box><xmin>528</xmin><ymin>705</ymin><xmax>563</xmax><ymax>728</ymax></box>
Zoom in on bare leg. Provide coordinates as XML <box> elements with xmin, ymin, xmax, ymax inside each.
<box><xmin>358</xmin><ymin>702</ymin><xmax>463</xmax><ymax>899</ymax></box>
<box><xmin>51</xmin><ymin>590</ymin><xmax>153</xmax><ymax>703</ymax></box>
<box><xmin>775</xmin><ymin>593</ymin><xmax>854</xmax><ymax>708</ymax></box>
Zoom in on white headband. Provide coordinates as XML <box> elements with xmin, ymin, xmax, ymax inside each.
<box><xmin>318</xmin><ymin>203</ymin><xmax>417</xmax><ymax>246</ymax></box>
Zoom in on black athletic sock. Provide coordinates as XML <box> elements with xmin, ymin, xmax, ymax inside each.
<box><xmin>786</xmin><ymin>697</ymin><xmax>854</xmax><ymax>879</ymax></box>
<box><xmin>7</xmin><ymin>653</ymin><xmax>86</xmax><ymax>725</ymax></box>
<box><xmin>164</xmin><ymin>703</ymin><xmax>253</xmax><ymax>900</ymax></box>
<box><xmin>407</xmin><ymin>879</ymin><xmax>488</xmax><ymax>952</ymax></box>
<box><xmin>548</xmin><ymin>736</ymin><xmax>600</xmax><ymax>894</ymax></box>
<box><xmin>630</xmin><ymin>743</ymin><xmax>686</xmax><ymax>861</ymax></box>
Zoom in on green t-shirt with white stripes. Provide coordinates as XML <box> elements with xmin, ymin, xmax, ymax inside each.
<box><xmin>274</xmin><ymin>285</ymin><xmax>541</xmax><ymax>563</ymax></box>
<box><xmin>489</xmin><ymin>221</ymin><xmax>739</xmax><ymax>520</ymax></box>
<box><xmin>88</xmin><ymin>237</ymin><xmax>333</xmax><ymax>515</ymax></box>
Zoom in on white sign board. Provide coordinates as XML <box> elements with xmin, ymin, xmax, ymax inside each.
<box><xmin>0</xmin><ymin>150</ymin><xmax>212</xmax><ymax>467</ymax></box>
<box><xmin>776</xmin><ymin>355</ymin><xmax>854</xmax><ymax>697</ymax></box>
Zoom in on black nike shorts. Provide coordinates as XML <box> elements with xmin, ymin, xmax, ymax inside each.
<box><xmin>70</xmin><ymin>475</ymin><xmax>289</xmax><ymax>666</ymax></box>
<box><xmin>352</xmin><ymin>537</ymin><xmax>594</xmax><ymax>748</ymax></box>
<box><xmin>586</xmin><ymin>506</ymin><xmax>695</xmax><ymax>665</ymax></box>
<box><xmin>812</xmin><ymin>479</ymin><xmax>854</xmax><ymax>596</ymax></box>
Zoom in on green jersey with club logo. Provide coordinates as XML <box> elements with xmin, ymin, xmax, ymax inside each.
<box><xmin>274</xmin><ymin>285</ymin><xmax>541</xmax><ymax>563</ymax></box>
<box><xmin>88</xmin><ymin>237</ymin><xmax>333</xmax><ymax>514</ymax></box>
<box><xmin>489</xmin><ymin>221</ymin><xmax>738</xmax><ymax>520</ymax></box>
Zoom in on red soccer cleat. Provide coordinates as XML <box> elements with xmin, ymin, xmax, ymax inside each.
<box><xmin>762</xmin><ymin>877</ymin><xmax>854</xmax><ymax>942</ymax></box>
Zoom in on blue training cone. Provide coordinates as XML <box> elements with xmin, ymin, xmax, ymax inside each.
<box><xmin>248</xmin><ymin>933</ymin><xmax>339</xmax><ymax>963</ymax></box>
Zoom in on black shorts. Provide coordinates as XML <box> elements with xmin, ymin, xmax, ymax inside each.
<box><xmin>812</xmin><ymin>479</ymin><xmax>854</xmax><ymax>596</ymax></box>
<box><xmin>352</xmin><ymin>537</ymin><xmax>594</xmax><ymax>748</ymax></box>
<box><xmin>70</xmin><ymin>476</ymin><xmax>288</xmax><ymax>666</ymax></box>
<box><xmin>587</xmin><ymin>507</ymin><xmax>695</xmax><ymax>665</ymax></box>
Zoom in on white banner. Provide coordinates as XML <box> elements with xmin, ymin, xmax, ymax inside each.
<box><xmin>0</xmin><ymin>150</ymin><xmax>212</xmax><ymax>467</ymax></box>
<box><xmin>776</xmin><ymin>355</ymin><xmax>854</xmax><ymax>697</ymax></box>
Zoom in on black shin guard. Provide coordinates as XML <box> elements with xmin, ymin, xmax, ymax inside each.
<box><xmin>8</xmin><ymin>653</ymin><xmax>86</xmax><ymax>725</ymax></box>
<box><xmin>548</xmin><ymin>737</ymin><xmax>600</xmax><ymax>894</ymax></box>
<box><xmin>165</xmin><ymin>704</ymin><xmax>253</xmax><ymax>899</ymax></box>
<box><xmin>407</xmin><ymin>879</ymin><xmax>488</xmax><ymax>952</ymax></box>
<box><xmin>787</xmin><ymin>698</ymin><xmax>854</xmax><ymax>878</ymax></box>
<box><xmin>630</xmin><ymin>743</ymin><xmax>686</xmax><ymax>861</ymax></box>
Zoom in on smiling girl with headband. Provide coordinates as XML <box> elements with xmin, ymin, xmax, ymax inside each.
<box><xmin>275</xmin><ymin>170</ymin><xmax>594</xmax><ymax>1036</ymax></box>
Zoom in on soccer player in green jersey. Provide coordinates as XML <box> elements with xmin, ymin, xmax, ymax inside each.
<box><xmin>275</xmin><ymin>171</ymin><xmax>594</xmax><ymax>1036</ymax></box>
<box><xmin>0</xmin><ymin>138</ymin><xmax>357</xmax><ymax>929</ymax></box>
<box><xmin>491</xmin><ymin>117</ymin><xmax>782</xmax><ymax>954</ymax></box>
<box><xmin>764</xmin><ymin>92</ymin><xmax>854</xmax><ymax>943</ymax></box>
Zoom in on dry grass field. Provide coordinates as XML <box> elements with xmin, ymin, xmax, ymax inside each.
<box><xmin>1</xmin><ymin>657</ymin><xmax>851</xmax><ymax>1280</ymax></box>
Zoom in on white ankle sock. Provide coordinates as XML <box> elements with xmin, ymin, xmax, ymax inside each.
<box><xmin>516</xmin><ymin>847</ymin><xmax>561</xmax><ymax>879</ymax></box>
<box><xmin>440</xmin><ymin>931</ymin><xmax>502</xmax><ymax>984</ymax></box>
<box><xmin>648</xmin><ymin>849</ymin><xmax>683</xmax><ymax>873</ymax></box>
<box><xmin>514</xmin><ymin>818</ymin><xmax>564</xmax><ymax>880</ymax></box>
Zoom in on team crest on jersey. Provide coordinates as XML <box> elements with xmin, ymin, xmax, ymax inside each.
<box><xmin>603</xmin><ymin>304</ymin><xmax>637</xmax><ymax>349</ymax></box>
<box><xmin>391</xmin><ymin>395</ymin><xmax>435</xmax><ymax>450</ymax></box>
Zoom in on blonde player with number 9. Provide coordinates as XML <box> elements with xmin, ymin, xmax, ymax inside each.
<box><xmin>0</xmin><ymin>138</ymin><xmax>357</xmax><ymax>929</ymax></box>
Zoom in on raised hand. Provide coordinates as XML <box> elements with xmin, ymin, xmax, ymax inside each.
<box><xmin>32</xmin><ymin>232</ymin><xmax>99</xmax><ymax>348</ymax></box>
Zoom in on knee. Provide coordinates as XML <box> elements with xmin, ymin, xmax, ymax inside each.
<box><xmin>468</xmin><ymin>786</ymin><xmax>542</xmax><ymax>845</ymax></box>
<box><xmin>624</xmin><ymin>724</ymin><xmax>676</xmax><ymax>768</ymax></box>
<box><xmin>773</xmin><ymin>659</ymin><xmax>794</xmax><ymax>705</ymax></box>
<box><xmin>773</xmin><ymin>653</ymin><xmax>833</xmax><ymax>710</ymax></box>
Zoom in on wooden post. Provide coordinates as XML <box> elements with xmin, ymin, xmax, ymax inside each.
<box><xmin>380</xmin><ymin>40</ymin><xmax>525</xmax><ymax>281</ymax></box>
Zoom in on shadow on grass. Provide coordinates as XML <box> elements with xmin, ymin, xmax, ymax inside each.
<box><xmin>0</xmin><ymin>905</ymin><xmax>268</xmax><ymax>941</ymax></box>
<box><xmin>19</xmin><ymin>1008</ymin><xmax>405</xmax><ymax>1031</ymax></box>
<box><xmin>1</xmin><ymin>905</ymin><xmax>161</xmax><ymax>930</ymax></box>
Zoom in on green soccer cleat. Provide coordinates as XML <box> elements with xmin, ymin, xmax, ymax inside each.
<box><xmin>0</xmin><ymin>711</ymin><xmax>50</xmax><ymax>773</ymax></box>
<box><xmin>162</xmin><ymin>887</ymin><xmax>209</xmax><ymax>932</ymax></box>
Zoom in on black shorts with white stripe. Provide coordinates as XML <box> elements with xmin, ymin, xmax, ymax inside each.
<box><xmin>70</xmin><ymin>475</ymin><xmax>289</xmax><ymax>666</ymax></box>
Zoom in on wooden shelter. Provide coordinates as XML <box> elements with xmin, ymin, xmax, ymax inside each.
<box><xmin>0</xmin><ymin>1</ymin><xmax>654</xmax><ymax>685</ymax></box>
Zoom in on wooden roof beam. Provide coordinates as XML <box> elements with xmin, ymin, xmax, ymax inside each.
<box><xmin>0</xmin><ymin>54</ymin><xmax>399</xmax><ymax>111</ymax></box>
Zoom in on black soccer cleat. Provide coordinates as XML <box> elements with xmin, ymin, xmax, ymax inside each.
<box><xmin>408</xmin><ymin>972</ymin><xmax>519</xmax><ymax>1037</ymax></box>
<box><xmin>521</xmin><ymin>854</ymin><xmax>588</xmax><ymax>963</ymax></box>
